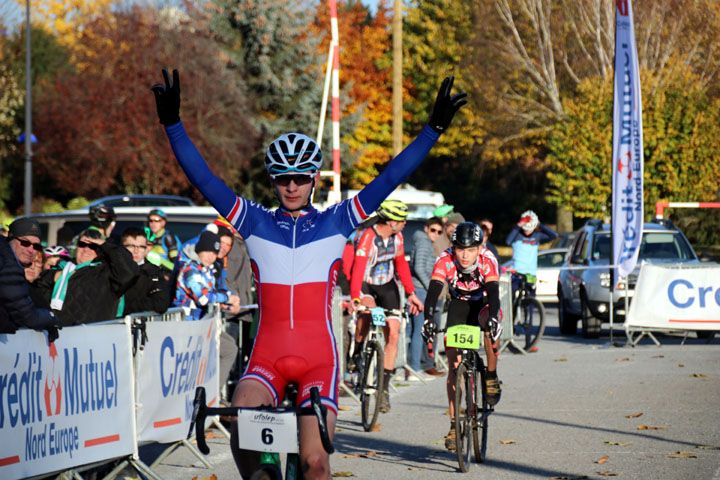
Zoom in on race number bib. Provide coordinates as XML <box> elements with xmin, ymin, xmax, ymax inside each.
<box><xmin>236</xmin><ymin>409</ymin><xmax>298</xmax><ymax>453</ymax></box>
<box><xmin>446</xmin><ymin>325</ymin><xmax>481</xmax><ymax>350</ymax></box>
<box><xmin>370</xmin><ymin>307</ymin><xmax>387</xmax><ymax>326</ymax></box>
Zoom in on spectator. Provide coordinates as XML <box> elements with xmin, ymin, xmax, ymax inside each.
<box><xmin>37</xmin><ymin>228</ymin><xmax>138</xmax><ymax>325</ymax></box>
<box><xmin>147</xmin><ymin>208</ymin><xmax>180</xmax><ymax>269</ymax></box>
<box><xmin>434</xmin><ymin>212</ymin><xmax>465</xmax><ymax>257</ymax></box>
<box><xmin>25</xmin><ymin>250</ymin><xmax>44</xmax><ymax>283</ymax></box>
<box><xmin>1</xmin><ymin>235</ymin><xmax>61</xmax><ymax>338</ymax></box>
<box><xmin>408</xmin><ymin>216</ymin><xmax>444</xmax><ymax>379</ymax></box>
<box><xmin>42</xmin><ymin>245</ymin><xmax>72</xmax><ymax>271</ymax></box>
<box><xmin>174</xmin><ymin>230</ymin><xmax>240</xmax><ymax>319</ymax></box>
<box><xmin>478</xmin><ymin>218</ymin><xmax>501</xmax><ymax>264</ymax></box>
<box><xmin>505</xmin><ymin>210</ymin><xmax>558</xmax><ymax>297</ymax></box>
<box><xmin>88</xmin><ymin>205</ymin><xmax>116</xmax><ymax>238</ymax></box>
<box><xmin>433</xmin><ymin>204</ymin><xmax>454</xmax><ymax>224</ymax></box>
<box><xmin>7</xmin><ymin>217</ymin><xmax>43</xmax><ymax>268</ymax></box>
<box><xmin>121</xmin><ymin>227</ymin><xmax>171</xmax><ymax>315</ymax></box>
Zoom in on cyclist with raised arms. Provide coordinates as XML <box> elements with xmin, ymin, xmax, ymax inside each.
<box><xmin>151</xmin><ymin>69</ymin><xmax>466</xmax><ymax>480</ymax></box>
<box><xmin>422</xmin><ymin>222</ymin><xmax>502</xmax><ymax>451</ymax></box>
<box><xmin>349</xmin><ymin>199</ymin><xmax>423</xmax><ymax>413</ymax></box>
<box><xmin>505</xmin><ymin>210</ymin><xmax>558</xmax><ymax>297</ymax></box>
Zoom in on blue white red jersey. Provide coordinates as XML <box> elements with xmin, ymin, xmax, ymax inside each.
<box><xmin>164</xmin><ymin>121</ymin><xmax>439</xmax><ymax>411</ymax></box>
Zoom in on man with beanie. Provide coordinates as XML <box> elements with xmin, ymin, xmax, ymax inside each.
<box><xmin>174</xmin><ymin>230</ymin><xmax>240</xmax><ymax>319</ymax></box>
<box><xmin>7</xmin><ymin>218</ymin><xmax>43</xmax><ymax>268</ymax></box>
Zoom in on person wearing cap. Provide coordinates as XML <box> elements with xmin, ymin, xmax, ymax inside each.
<box><xmin>505</xmin><ymin>210</ymin><xmax>558</xmax><ymax>298</ymax></box>
<box><xmin>434</xmin><ymin>212</ymin><xmax>466</xmax><ymax>258</ymax></box>
<box><xmin>433</xmin><ymin>204</ymin><xmax>454</xmax><ymax>224</ymax></box>
<box><xmin>147</xmin><ymin>208</ymin><xmax>180</xmax><ymax>266</ymax></box>
<box><xmin>7</xmin><ymin>217</ymin><xmax>44</xmax><ymax>268</ymax></box>
<box><xmin>174</xmin><ymin>230</ymin><xmax>240</xmax><ymax>320</ymax></box>
<box><xmin>88</xmin><ymin>204</ymin><xmax>116</xmax><ymax>238</ymax></box>
<box><xmin>1</xmin><ymin>234</ymin><xmax>62</xmax><ymax>338</ymax></box>
<box><xmin>121</xmin><ymin>227</ymin><xmax>171</xmax><ymax>315</ymax></box>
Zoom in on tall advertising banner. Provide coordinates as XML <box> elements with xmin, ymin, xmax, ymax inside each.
<box><xmin>0</xmin><ymin>323</ymin><xmax>136</xmax><ymax>479</ymax></box>
<box><xmin>612</xmin><ymin>0</ymin><xmax>644</xmax><ymax>279</ymax></box>
<box><xmin>134</xmin><ymin>315</ymin><xmax>219</xmax><ymax>444</ymax></box>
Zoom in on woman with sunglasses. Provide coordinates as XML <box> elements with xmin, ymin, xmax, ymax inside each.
<box><xmin>152</xmin><ymin>69</ymin><xmax>466</xmax><ymax>480</ymax></box>
<box><xmin>35</xmin><ymin>228</ymin><xmax>138</xmax><ymax>326</ymax></box>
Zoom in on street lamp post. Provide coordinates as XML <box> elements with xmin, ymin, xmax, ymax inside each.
<box><xmin>23</xmin><ymin>0</ymin><xmax>32</xmax><ymax>216</ymax></box>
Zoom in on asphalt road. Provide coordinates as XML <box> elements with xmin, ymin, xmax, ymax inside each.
<box><xmin>143</xmin><ymin>307</ymin><xmax>720</xmax><ymax>480</ymax></box>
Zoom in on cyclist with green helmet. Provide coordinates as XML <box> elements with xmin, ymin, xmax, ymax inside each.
<box><xmin>349</xmin><ymin>199</ymin><xmax>423</xmax><ymax>413</ymax></box>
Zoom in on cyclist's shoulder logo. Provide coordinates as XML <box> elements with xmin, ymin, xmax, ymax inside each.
<box><xmin>44</xmin><ymin>342</ymin><xmax>62</xmax><ymax>416</ymax></box>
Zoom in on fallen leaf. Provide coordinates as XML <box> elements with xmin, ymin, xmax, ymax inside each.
<box><xmin>691</xmin><ymin>373</ymin><xmax>707</xmax><ymax>378</ymax></box>
<box><xmin>616</xmin><ymin>357</ymin><xmax>631</xmax><ymax>361</ymax></box>
<box><xmin>696</xmin><ymin>445</ymin><xmax>720</xmax><ymax>450</ymax></box>
<box><xmin>407</xmin><ymin>467</ymin><xmax>426</xmax><ymax>471</ymax></box>
<box><xmin>331</xmin><ymin>472</ymin><xmax>355</xmax><ymax>477</ymax></box>
<box><xmin>500</xmin><ymin>439</ymin><xmax>517</xmax><ymax>445</ymax></box>
<box><xmin>651</xmin><ymin>355</ymin><xmax>664</xmax><ymax>358</ymax></box>
<box><xmin>205</xmin><ymin>431</ymin><xmax>222</xmax><ymax>439</ymax></box>
<box><xmin>338</xmin><ymin>406</ymin><xmax>352</xmax><ymax>411</ymax></box>
<box><xmin>604</xmin><ymin>441</ymin><xmax>633</xmax><ymax>446</ymax></box>
<box><xmin>340</xmin><ymin>454</ymin><xmax>362</xmax><ymax>459</ymax></box>
<box><xmin>625</xmin><ymin>413</ymin><xmax>643</xmax><ymax>418</ymax></box>
<box><xmin>371</xmin><ymin>423</ymin><xmax>382</xmax><ymax>432</ymax></box>
<box><xmin>340</xmin><ymin>451</ymin><xmax>379</xmax><ymax>459</ymax></box>
<box><xmin>595</xmin><ymin>455</ymin><xmax>610</xmax><ymax>464</ymax></box>
<box><xmin>606</xmin><ymin>391</ymin><xmax>614</xmax><ymax>395</ymax></box>
<box><xmin>637</xmin><ymin>425</ymin><xmax>664</xmax><ymax>430</ymax></box>
<box><xmin>598</xmin><ymin>472</ymin><xmax>620</xmax><ymax>477</ymax></box>
<box><xmin>203</xmin><ymin>476</ymin><xmax>217</xmax><ymax>480</ymax></box>
<box><xmin>678</xmin><ymin>364</ymin><xmax>685</xmax><ymax>367</ymax></box>
<box><xmin>554</xmin><ymin>358</ymin><xmax>568</xmax><ymax>362</ymax></box>
<box><xmin>666</xmin><ymin>451</ymin><xmax>697</xmax><ymax>459</ymax></box>
<box><xmin>549</xmin><ymin>476</ymin><xmax>588</xmax><ymax>480</ymax></box>
<box><xmin>431</xmin><ymin>440</ymin><xmax>443</xmax><ymax>444</ymax></box>
<box><xmin>396</xmin><ymin>383</ymin><xmax>409</xmax><ymax>386</ymax></box>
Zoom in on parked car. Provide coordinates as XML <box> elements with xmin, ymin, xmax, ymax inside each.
<box><xmin>25</xmin><ymin>206</ymin><xmax>219</xmax><ymax>247</ymax></box>
<box><xmin>501</xmin><ymin>248</ymin><xmax>569</xmax><ymax>303</ymax></box>
<box><xmin>557</xmin><ymin>218</ymin><xmax>699</xmax><ymax>338</ymax></box>
<box><xmin>87</xmin><ymin>194</ymin><xmax>195</xmax><ymax>208</ymax></box>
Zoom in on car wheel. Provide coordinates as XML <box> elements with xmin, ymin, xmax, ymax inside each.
<box><xmin>581</xmin><ymin>291</ymin><xmax>601</xmax><ymax>339</ymax></box>
<box><xmin>696</xmin><ymin>331</ymin><xmax>716</xmax><ymax>340</ymax></box>
<box><xmin>558</xmin><ymin>287</ymin><xmax>578</xmax><ymax>335</ymax></box>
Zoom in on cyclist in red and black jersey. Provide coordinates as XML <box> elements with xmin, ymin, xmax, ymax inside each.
<box><xmin>350</xmin><ymin>199</ymin><xmax>423</xmax><ymax>413</ymax></box>
<box><xmin>422</xmin><ymin>222</ymin><xmax>502</xmax><ymax>451</ymax></box>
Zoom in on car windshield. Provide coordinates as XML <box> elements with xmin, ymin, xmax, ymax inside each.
<box><xmin>592</xmin><ymin>232</ymin><xmax>694</xmax><ymax>261</ymax></box>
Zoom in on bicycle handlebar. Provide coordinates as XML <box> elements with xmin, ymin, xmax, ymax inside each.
<box><xmin>188</xmin><ymin>386</ymin><xmax>334</xmax><ymax>455</ymax></box>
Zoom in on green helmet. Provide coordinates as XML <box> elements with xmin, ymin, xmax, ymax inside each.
<box><xmin>376</xmin><ymin>199</ymin><xmax>409</xmax><ymax>221</ymax></box>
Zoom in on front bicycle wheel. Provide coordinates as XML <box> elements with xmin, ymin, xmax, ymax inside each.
<box><xmin>454</xmin><ymin>363</ymin><xmax>472</xmax><ymax>472</ymax></box>
<box><xmin>473</xmin><ymin>361</ymin><xmax>488</xmax><ymax>463</ymax></box>
<box><xmin>361</xmin><ymin>340</ymin><xmax>383</xmax><ymax>432</ymax></box>
<box><xmin>515</xmin><ymin>296</ymin><xmax>545</xmax><ymax>351</ymax></box>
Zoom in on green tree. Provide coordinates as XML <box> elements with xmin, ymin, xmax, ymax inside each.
<box><xmin>0</xmin><ymin>63</ymin><xmax>23</xmax><ymax>210</ymax></box>
<box><xmin>546</xmin><ymin>59</ymin><xmax>720</xmax><ymax>220</ymax></box>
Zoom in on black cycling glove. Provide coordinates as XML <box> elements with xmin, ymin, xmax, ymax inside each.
<box><xmin>428</xmin><ymin>76</ymin><xmax>467</xmax><ymax>133</ymax></box>
<box><xmin>151</xmin><ymin>69</ymin><xmax>181</xmax><ymax>126</ymax></box>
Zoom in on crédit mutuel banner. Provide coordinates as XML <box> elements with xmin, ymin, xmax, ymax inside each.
<box><xmin>627</xmin><ymin>264</ymin><xmax>720</xmax><ymax>330</ymax></box>
<box><xmin>0</xmin><ymin>322</ymin><xmax>136</xmax><ymax>479</ymax></box>
<box><xmin>134</xmin><ymin>315</ymin><xmax>219</xmax><ymax>444</ymax></box>
<box><xmin>612</xmin><ymin>0</ymin><xmax>644</xmax><ymax>279</ymax></box>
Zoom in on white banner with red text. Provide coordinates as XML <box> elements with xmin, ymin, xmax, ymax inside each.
<box><xmin>0</xmin><ymin>321</ymin><xmax>136</xmax><ymax>480</ymax></box>
<box><xmin>134</xmin><ymin>314</ymin><xmax>220</xmax><ymax>444</ymax></box>
<box><xmin>627</xmin><ymin>264</ymin><xmax>720</xmax><ymax>331</ymax></box>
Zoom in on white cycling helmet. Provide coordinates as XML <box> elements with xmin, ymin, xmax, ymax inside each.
<box><xmin>44</xmin><ymin>245</ymin><xmax>70</xmax><ymax>258</ymax></box>
<box><xmin>264</xmin><ymin>133</ymin><xmax>323</xmax><ymax>176</ymax></box>
<box><xmin>520</xmin><ymin>210</ymin><xmax>539</xmax><ymax>232</ymax></box>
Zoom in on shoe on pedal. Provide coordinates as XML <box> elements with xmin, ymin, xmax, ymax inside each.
<box><xmin>348</xmin><ymin>354</ymin><xmax>362</xmax><ymax>373</ymax></box>
<box><xmin>444</xmin><ymin>425</ymin><xmax>456</xmax><ymax>451</ymax></box>
<box><xmin>379</xmin><ymin>390</ymin><xmax>391</xmax><ymax>413</ymax></box>
<box><xmin>485</xmin><ymin>376</ymin><xmax>502</xmax><ymax>406</ymax></box>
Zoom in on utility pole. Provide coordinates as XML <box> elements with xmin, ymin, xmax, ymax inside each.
<box><xmin>392</xmin><ymin>0</ymin><xmax>402</xmax><ymax>157</ymax></box>
<box><xmin>23</xmin><ymin>0</ymin><xmax>32</xmax><ymax>216</ymax></box>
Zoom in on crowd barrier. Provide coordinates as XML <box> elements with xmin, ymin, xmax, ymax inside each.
<box><xmin>626</xmin><ymin>263</ymin><xmax>720</xmax><ymax>346</ymax></box>
<box><xmin>0</xmin><ymin>308</ymin><xmax>222</xmax><ymax>480</ymax></box>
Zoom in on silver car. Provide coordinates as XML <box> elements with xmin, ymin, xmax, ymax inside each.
<box><xmin>557</xmin><ymin>219</ymin><xmax>698</xmax><ymax>338</ymax></box>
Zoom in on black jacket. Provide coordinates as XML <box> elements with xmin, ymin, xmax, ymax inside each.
<box><xmin>0</xmin><ymin>236</ymin><xmax>59</xmax><ymax>334</ymax></box>
<box><xmin>123</xmin><ymin>261</ymin><xmax>171</xmax><ymax>315</ymax></box>
<box><xmin>37</xmin><ymin>239</ymin><xmax>139</xmax><ymax>326</ymax></box>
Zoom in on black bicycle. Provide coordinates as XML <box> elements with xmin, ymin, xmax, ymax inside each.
<box><xmin>510</xmin><ymin>271</ymin><xmax>546</xmax><ymax>352</ymax></box>
<box><xmin>444</xmin><ymin>324</ymin><xmax>492</xmax><ymax>472</ymax></box>
<box><xmin>189</xmin><ymin>385</ymin><xmax>333</xmax><ymax>480</ymax></box>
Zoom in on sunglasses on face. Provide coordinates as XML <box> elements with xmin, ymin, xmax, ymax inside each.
<box><xmin>77</xmin><ymin>241</ymin><xmax>100</xmax><ymax>251</ymax></box>
<box><xmin>148</xmin><ymin>217</ymin><xmax>163</xmax><ymax>223</ymax></box>
<box><xmin>15</xmin><ymin>238</ymin><xmax>43</xmax><ymax>251</ymax></box>
<box><xmin>272</xmin><ymin>174</ymin><xmax>314</xmax><ymax>187</ymax></box>
<box><xmin>429</xmin><ymin>228</ymin><xmax>442</xmax><ymax>234</ymax></box>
